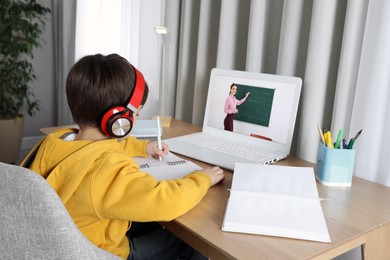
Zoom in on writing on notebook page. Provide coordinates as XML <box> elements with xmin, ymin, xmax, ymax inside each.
<box><xmin>137</xmin><ymin>158</ymin><xmax>187</xmax><ymax>169</ymax></box>
<box><xmin>133</xmin><ymin>152</ymin><xmax>202</xmax><ymax>180</ymax></box>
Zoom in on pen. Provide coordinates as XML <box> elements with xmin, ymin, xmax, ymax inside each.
<box><xmin>334</xmin><ymin>129</ymin><xmax>343</xmax><ymax>149</ymax></box>
<box><xmin>317</xmin><ymin>123</ymin><xmax>326</xmax><ymax>145</ymax></box>
<box><xmin>353</xmin><ymin>129</ymin><xmax>363</xmax><ymax>140</ymax></box>
<box><xmin>342</xmin><ymin>138</ymin><xmax>347</xmax><ymax>149</ymax></box>
<box><xmin>157</xmin><ymin>116</ymin><xmax>162</xmax><ymax>161</ymax></box>
<box><xmin>347</xmin><ymin>129</ymin><xmax>362</xmax><ymax>149</ymax></box>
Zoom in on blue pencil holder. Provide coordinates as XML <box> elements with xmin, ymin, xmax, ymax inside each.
<box><xmin>315</xmin><ymin>143</ymin><xmax>356</xmax><ymax>187</ymax></box>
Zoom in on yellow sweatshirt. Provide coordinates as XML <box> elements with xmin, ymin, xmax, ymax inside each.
<box><xmin>24</xmin><ymin>129</ymin><xmax>211</xmax><ymax>259</ymax></box>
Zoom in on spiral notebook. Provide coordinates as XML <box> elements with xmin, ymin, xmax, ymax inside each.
<box><xmin>133</xmin><ymin>153</ymin><xmax>202</xmax><ymax>180</ymax></box>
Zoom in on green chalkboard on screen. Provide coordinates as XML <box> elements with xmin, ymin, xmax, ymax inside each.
<box><xmin>234</xmin><ymin>84</ymin><xmax>275</xmax><ymax>126</ymax></box>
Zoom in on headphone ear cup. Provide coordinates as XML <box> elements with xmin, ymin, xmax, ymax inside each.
<box><xmin>100</xmin><ymin>65</ymin><xmax>144</xmax><ymax>138</ymax></box>
<box><xmin>101</xmin><ymin>106</ymin><xmax>133</xmax><ymax>138</ymax></box>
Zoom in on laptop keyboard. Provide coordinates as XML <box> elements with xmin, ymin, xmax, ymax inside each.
<box><xmin>177</xmin><ymin>134</ymin><xmax>276</xmax><ymax>163</ymax></box>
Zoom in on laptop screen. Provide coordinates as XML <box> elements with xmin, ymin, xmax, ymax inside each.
<box><xmin>204</xmin><ymin>68</ymin><xmax>302</xmax><ymax>149</ymax></box>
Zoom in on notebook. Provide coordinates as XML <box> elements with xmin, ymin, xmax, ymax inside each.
<box><xmin>133</xmin><ymin>152</ymin><xmax>202</xmax><ymax>180</ymax></box>
<box><xmin>164</xmin><ymin>68</ymin><xmax>302</xmax><ymax>170</ymax></box>
<box><xmin>222</xmin><ymin>163</ymin><xmax>331</xmax><ymax>242</ymax></box>
<box><xmin>131</xmin><ymin>119</ymin><xmax>162</xmax><ymax>138</ymax></box>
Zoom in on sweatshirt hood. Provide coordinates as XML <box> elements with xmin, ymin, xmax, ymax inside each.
<box><xmin>29</xmin><ymin>129</ymin><xmax>128</xmax><ymax>204</ymax></box>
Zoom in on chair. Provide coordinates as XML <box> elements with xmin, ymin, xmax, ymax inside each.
<box><xmin>0</xmin><ymin>162</ymin><xmax>120</xmax><ymax>259</ymax></box>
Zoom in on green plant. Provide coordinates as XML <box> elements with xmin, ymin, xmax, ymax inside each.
<box><xmin>0</xmin><ymin>0</ymin><xmax>51</xmax><ymax>119</ymax></box>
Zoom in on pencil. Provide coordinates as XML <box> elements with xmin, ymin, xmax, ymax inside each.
<box><xmin>317</xmin><ymin>123</ymin><xmax>326</xmax><ymax>145</ymax></box>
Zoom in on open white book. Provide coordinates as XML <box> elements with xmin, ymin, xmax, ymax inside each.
<box><xmin>222</xmin><ymin>163</ymin><xmax>331</xmax><ymax>242</ymax></box>
<box><xmin>133</xmin><ymin>152</ymin><xmax>202</xmax><ymax>180</ymax></box>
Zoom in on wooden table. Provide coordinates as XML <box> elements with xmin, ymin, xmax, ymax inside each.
<box><xmin>160</xmin><ymin>120</ymin><xmax>390</xmax><ymax>260</ymax></box>
<box><xmin>41</xmin><ymin>120</ymin><xmax>390</xmax><ymax>259</ymax></box>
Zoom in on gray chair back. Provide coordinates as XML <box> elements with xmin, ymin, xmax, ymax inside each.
<box><xmin>0</xmin><ymin>162</ymin><xmax>120</xmax><ymax>259</ymax></box>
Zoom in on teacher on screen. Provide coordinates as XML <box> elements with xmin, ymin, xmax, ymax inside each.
<box><xmin>224</xmin><ymin>83</ymin><xmax>250</xmax><ymax>131</ymax></box>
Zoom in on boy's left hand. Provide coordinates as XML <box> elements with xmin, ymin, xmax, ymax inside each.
<box><xmin>146</xmin><ymin>141</ymin><xmax>170</xmax><ymax>160</ymax></box>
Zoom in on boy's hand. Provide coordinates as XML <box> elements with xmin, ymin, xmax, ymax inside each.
<box><xmin>201</xmin><ymin>166</ymin><xmax>225</xmax><ymax>186</ymax></box>
<box><xmin>146</xmin><ymin>141</ymin><xmax>170</xmax><ymax>160</ymax></box>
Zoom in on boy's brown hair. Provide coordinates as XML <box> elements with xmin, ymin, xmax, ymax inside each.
<box><xmin>66</xmin><ymin>54</ymin><xmax>149</xmax><ymax>128</ymax></box>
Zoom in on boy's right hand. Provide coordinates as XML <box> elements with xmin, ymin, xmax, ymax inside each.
<box><xmin>201</xmin><ymin>166</ymin><xmax>225</xmax><ymax>186</ymax></box>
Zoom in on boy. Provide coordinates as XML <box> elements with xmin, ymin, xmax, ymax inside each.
<box><xmin>22</xmin><ymin>54</ymin><xmax>224</xmax><ymax>259</ymax></box>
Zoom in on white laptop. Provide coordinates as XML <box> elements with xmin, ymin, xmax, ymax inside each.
<box><xmin>164</xmin><ymin>68</ymin><xmax>302</xmax><ymax>170</ymax></box>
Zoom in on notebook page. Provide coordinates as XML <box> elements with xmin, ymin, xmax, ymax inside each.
<box><xmin>222</xmin><ymin>163</ymin><xmax>330</xmax><ymax>242</ymax></box>
<box><xmin>231</xmin><ymin>163</ymin><xmax>319</xmax><ymax>199</ymax></box>
<box><xmin>133</xmin><ymin>153</ymin><xmax>202</xmax><ymax>180</ymax></box>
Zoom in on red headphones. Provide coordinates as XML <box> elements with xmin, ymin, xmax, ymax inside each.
<box><xmin>100</xmin><ymin>66</ymin><xmax>146</xmax><ymax>138</ymax></box>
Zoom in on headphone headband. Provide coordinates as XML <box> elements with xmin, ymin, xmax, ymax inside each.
<box><xmin>127</xmin><ymin>66</ymin><xmax>145</xmax><ymax>112</ymax></box>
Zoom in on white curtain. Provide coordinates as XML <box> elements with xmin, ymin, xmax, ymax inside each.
<box><xmin>52</xmin><ymin>0</ymin><xmax>77</xmax><ymax>126</ymax></box>
<box><xmin>350</xmin><ymin>0</ymin><xmax>390</xmax><ymax>185</ymax></box>
<box><xmin>75</xmin><ymin>0</ymin><xmax>136</xmax><ymax>62</ymax></box>
<box><xmin>164</xmin><ymin>0</ymin><xmax>390</xmax><ymax>187</ymax></box>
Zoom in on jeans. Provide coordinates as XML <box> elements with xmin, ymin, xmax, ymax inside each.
<box><xmin>127</xmin><ymin>222</ymin><xmax>207</xmax><ymax>260</ymax></box>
